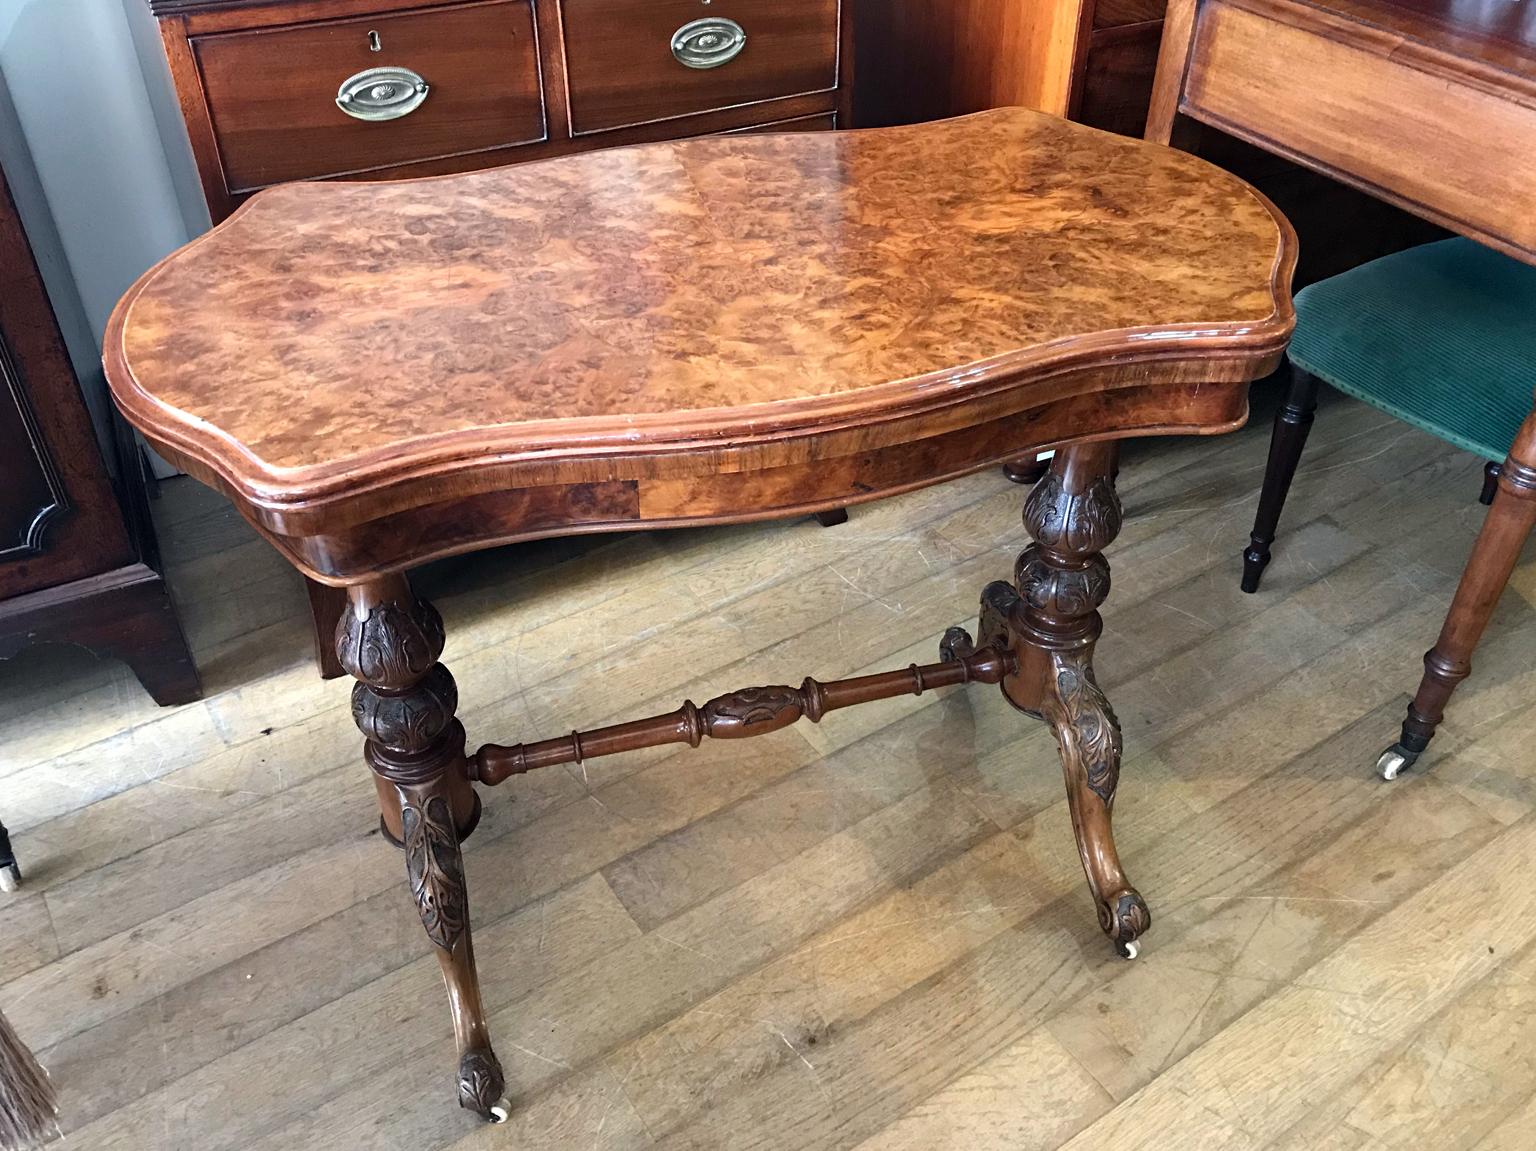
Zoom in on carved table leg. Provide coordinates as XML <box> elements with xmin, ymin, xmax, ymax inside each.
<box><xmin>1007</xmin><ymin>443</ymin><xmax>1150</xmax><ymax>958</ymax></box>
<box><xmin>337</xmin><ymin>576</ymin><xmax>508</xmax><ymax>1121</ymax></box>
<box><xmin>1377</xmin><ymin>415</ymin><xmax>1536</xmax><ymax>781</ymax></box>
<box><xmin>0</xmin><ymin>818</ymin><xmax>19</xmax><ymax>892</ymax></box>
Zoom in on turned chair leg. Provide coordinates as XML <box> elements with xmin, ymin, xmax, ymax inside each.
<box><xmin>1378</xmin><ymin>414</ymin><xmax>1536</xmax><ymax>780</ymax></box>
<box><xmin>1480</xmin><ymin>460</ymin><xmax>1503</xmax><ymax>507</ymax></box>
<box><xmin>998</xmin><ymin>443</ymin><xmax>1150</xmax><ymax>958</ymax></box>
<box><xmin>0</xmin><ymin>819</ymin><xmax>19</xmax><ymax>892</ymax></box>
<box><xmin>337</xmin><ymin>576</ymin><xmax>508</xmax><ymax>1121</ymax></box>
<box><xmin>1243</xmin><ymin>361</ymin><xmax>1321</xmax><ymax>593</ymax></box>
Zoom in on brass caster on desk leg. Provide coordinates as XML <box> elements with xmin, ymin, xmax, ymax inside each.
<box><xmin>1377</xmin><ymin>744</ymin><xmax>1420</xmax><ymax>782</ymax></box>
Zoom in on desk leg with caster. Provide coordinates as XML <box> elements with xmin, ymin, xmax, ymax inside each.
<box><xmin>338</xmin><ymin>576</ymin><xmax>508</xmax><ymax>1123</ymax></box>
<box><xmin>1379</xmin><ymin>414</ymin><xmax>1536</xmax><ymax>779</ymax></box>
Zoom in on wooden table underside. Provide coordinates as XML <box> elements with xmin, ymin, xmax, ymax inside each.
<box><xmin>106</xmin><ymin>108</ymin><xmax>1295</xmax><ymax>1124</ymax></box>
<box><xmin>1148</xmin><ymin>0</ymin><xmax>1536</xmax><ymax>777</ymax></box>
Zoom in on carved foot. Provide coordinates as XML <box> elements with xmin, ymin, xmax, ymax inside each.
<box><xmin>459</xmin><ymin>1049</ymin><xmax>510</xmax><ymax>1121</ymax></box>
<box><xmin>0</xmin><ymin>822</ymin><xmax>17</xmax><ymax>893</ymax></box>
<box><xmin>1376</xmin><ymin>743</ymin><xmax>1420</xmax><ymax>782</ymax></box>
<box><xmin>1101</xmin><ymin>888</ymin><xmax>1151</xmax><ymax>959</ymax></box>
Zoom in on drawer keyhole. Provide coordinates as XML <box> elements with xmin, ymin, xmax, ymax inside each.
<box><xmin>368</xmin><ymin>30</ymin><xmax>382</xmax><ymax>52</ymax></box>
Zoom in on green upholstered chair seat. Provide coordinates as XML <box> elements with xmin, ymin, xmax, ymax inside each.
<box><xmin>1290</xmin><ymin>238</ymin><xmax>1536</xmax><ymax>462</ymax></box>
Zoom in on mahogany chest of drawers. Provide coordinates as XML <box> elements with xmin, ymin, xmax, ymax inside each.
<box><xmin>151</xmin><ymin>0</ymin><xmax>854</xmax><ymax>222</ymax></box>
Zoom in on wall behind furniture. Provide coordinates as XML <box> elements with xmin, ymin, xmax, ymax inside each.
<box><xmin>0</xmin><ymin>0</ymin><xmax>207</xmax><ymax>467</ymax></box>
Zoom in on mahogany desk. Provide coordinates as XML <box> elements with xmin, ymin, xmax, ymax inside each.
<box><xmin>1148</xmin><ymin>0</ymin><xmax>1536</xmax><ymax>777</ymax></box>
<box><xmin>104</xmin><ymin>109</ymin><xmax>1295</xmax><ymax>1122</ymax></box>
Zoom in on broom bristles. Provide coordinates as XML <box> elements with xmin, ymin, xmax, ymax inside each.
<box><xmin>0</xmin><ymin>1009</ymin><xmax>57</xmax><ymax>1151</ymax></box>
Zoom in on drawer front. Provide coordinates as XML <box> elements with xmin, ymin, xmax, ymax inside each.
<box><xmin>193</xmin><ymin>0</ymin><xmax>544</xmax><ymax>193</ymax></box>
<box><xmin>561</xmin><ymin>0</ymin><xmax>841</xmax><ymax>135</ymax></box>
<box><xmin>729</xmin><ymin>113</ymin><xmax>836</xmax><ymax>134</ymax></box>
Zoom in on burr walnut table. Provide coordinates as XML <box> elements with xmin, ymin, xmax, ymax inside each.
<box><xmin>103</xmin><ymin>107</ymin><xmax>1295</xmax><ymax>1123</ymax></box>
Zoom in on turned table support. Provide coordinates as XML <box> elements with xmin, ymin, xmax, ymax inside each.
<box><xmin>337</xmin><ymin>576</ymin><xmax>507</xmax><ymax>1120</ymax></box>
<box><xmin>997</xmin><ymin>443</ymin><xmax>1149</xmax><ymax>957</ymax></box>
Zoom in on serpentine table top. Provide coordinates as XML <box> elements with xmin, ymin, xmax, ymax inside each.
<box><xmin>105</xmin><ymin>107</ymin><xmax>1295</xmax><ymax>584</ymax></box>
<box><xmin>102</xmin><ymin>107</ymin><xmax>1298</xmax><ymax>1125</ymax></box>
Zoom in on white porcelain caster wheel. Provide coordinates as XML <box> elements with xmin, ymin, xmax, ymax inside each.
<box><xmin>0</xmin><ymin>864</ymin><xmax>19</xmax><ymax>893</ymax></box>
<box><xmin>1117</xmin><ymin>939</ymin><xmax>1139</xmax><ymax>960</ymax></box>
<box><xmin>1377</xmin><ymin>745</ymin><xmax>1419</xmax><ymax>782</ymax></box>
<box><xmin>488</xmin><ymin>1099</ymin><xmax>511</xmax><ymax>1124</ymax></box>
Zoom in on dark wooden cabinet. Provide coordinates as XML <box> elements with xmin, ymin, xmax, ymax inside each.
<box><xmin>0</xmin><ymin>164</ymin><xmax>200</xmax><ymax>706</ymax></box>
<box><xmin>153</xmin><ymin>0</ymin><xmax>855</xmax><ymax>222</ymax></box>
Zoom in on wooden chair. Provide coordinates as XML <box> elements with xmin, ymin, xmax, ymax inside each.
<box><xmin>1240</xmin><ymin>237</ymin><xmax>1536</xmax><ymax>779</ymax></box>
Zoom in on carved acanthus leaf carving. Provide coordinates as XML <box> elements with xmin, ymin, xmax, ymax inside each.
<box><xmin>1023</xmin><ymin>471</ymin><xmax>1123</xmax><ymax>557</ymax></box>
<box><xmin>1016</xmin><ymin>545</ymin><xmax>1111</xmax><ymax>619</ymax></box>
<box><xmin>351</xmin><ymin>663</ymin><xmax>458</xmax><ymax>754</ymax></box>
<box><xmin>402</xmin><ymin>793</ymin><xmax>468</xmax><ymax>952</ymax></box>
<box><xmin>1099</xmin><ymin>888</ymin><xmax>1152</xmax><ymax>947</ymax></box>
<box><xmin>1053</xmin><ymin>657</ymin><xmax>1122</xmax><ymax>806</ymax></box>
<box><xmin>336</xmin><ymin>597</ymin><xmax>445</xmax><ymax>688</ymax></box>
<box><xmin>457</xmin><ymin>1049</ymin><xmax>506</xmax><ymax>1116</ymax></box>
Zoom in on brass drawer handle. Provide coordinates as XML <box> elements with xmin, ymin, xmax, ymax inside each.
<box><xmin>336</xmin><ymin>66</ymin><xmax>430</xmax><ymax>122</ymax></box>
<box><xmin>670</xmin><ymin>17</ymin><xmax>746</xmax><ymax>69</ymax></box>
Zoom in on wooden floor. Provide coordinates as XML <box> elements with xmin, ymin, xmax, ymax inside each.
<box><xmin>3</xmin><ymin>384</ymin><xmax>1536</xmax><ymax>1150</ymax></box>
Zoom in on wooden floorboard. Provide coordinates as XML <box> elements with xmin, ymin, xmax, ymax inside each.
<box><xmin>3</xmin><ymin>386</ymin><xmax>1535</xmax><ymax>1148</ymax></box>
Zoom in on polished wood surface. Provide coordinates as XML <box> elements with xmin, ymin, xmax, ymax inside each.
<box><xmin>106</xmin><ymin>108</ymin><xmax>1293</xmax><ymax>573</ymax></box>
<box><xmin>10</xmin><ymin>397</ymin><xmax>1536</xmax><ymax>1146</ymax></box>
<box><xmin>1149</xmin><ymin>0</ymin><xmax>1536</xmax><ymax>263</ymax></box>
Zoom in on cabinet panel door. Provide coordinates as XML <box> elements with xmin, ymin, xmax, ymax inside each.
<box><xmin>0</xmin><ymin>168</ymin><xmax>134</xmax><ymax>600</ymax></box>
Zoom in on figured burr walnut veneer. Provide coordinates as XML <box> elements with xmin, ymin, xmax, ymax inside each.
<box><xmin>105</xmin><ymin>108</ymin><xmax>1296</xmax><ymax>1124</ymax></box>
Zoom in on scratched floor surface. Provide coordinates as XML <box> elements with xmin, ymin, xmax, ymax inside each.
<box><xmin>3</xmin><ymin>382</ymin><xmax>1536</xmax><ymax>1150</ymax></box>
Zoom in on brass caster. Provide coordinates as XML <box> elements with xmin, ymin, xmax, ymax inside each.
<box><xmin>1117</xmin><ymin>939</ymin><xmax>1139</xmax><ymax>960</ymax></box>
<box><xmin>1377</xmin><ymin>744</ymin><xmax>1419</xmax><ymax>782</ymax></box>
<box><xmin>0</xmin><ymin>864</ymin><xmax>17</xmax><ymax>893</ymax></box>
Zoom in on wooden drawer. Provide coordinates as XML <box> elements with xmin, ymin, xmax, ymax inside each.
<box><xmin>191</xmin><ymin>0</ymin><xmax>544</xmax><ymax>193</ymax></box>
<box><xmin>560</xmin><ymin>0</ymin><xmax>841</xmax><ymax>135</ymax></box>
